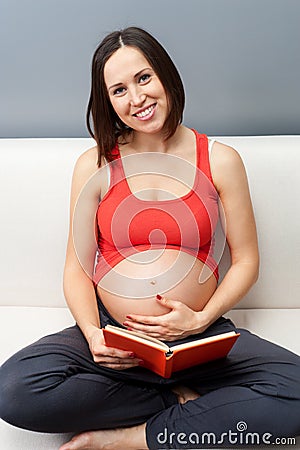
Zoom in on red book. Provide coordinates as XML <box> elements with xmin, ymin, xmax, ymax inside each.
<box><xmin>103</xmin><ymin>325</ymin><xmax>240</xmax><ymax>378</ymax></box>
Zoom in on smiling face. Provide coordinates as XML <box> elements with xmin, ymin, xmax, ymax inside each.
<box><xmin>104</xmin><ymin>46</ymin><xmax>169</xmax><ymax>136</ymax></box>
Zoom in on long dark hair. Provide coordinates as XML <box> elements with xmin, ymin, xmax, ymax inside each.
<box><xmin>86</xmin><ymin>27</ymin><xmax>185</xmax><ymax>166</ymax></box>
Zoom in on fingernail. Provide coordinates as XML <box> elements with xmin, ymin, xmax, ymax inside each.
<box><xmin>156</xmin><ymin>294</ymin><xmax>162</xmax><ymax>300</ymax></box>
<box><xmin>138</xmin><ymin>360</ymin><xmax>145</xmax><ymax>366</ymax></box>
<box><xmin>126</xmin><ymin>315</ymin><xmax>133</xmax><ymax>320</ymax></box>
<box><xmin>123</xmin><ymin>322</ymin><xmax>129</xmax><ymax>327</ymax></box>
<box><xmin>129</xmin><ymin>352</ymin><xmax>135</xmax><ymax>358</ymax></box>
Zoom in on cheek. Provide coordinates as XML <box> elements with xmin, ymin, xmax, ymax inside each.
<box><xmin>110</xmin><ymin>98</ymin><xmax>126</xmax><ymax>116</ymax></box>
<box><xmin>157</xmin><ymin>87</ymin><xmax>169</xmax><ymax>112</ymax></box>
<box><xmin>156</xmin><ymin>84</ymin><xmax>168</xmax><ymax>106</ymax></box>
<box><xmin>151</xmin><ymin>81</ymin><xmax>164</xmax><ymax>97</ymax></box>
<box><xmin>110</xmin><ymin>99</ymin><xmax>133</xmax><ymax>126</ymax></box>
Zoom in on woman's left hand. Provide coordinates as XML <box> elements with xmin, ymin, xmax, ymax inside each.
<box><xmin>123</xmin><ymin>295</ymin><xmax>211</xmax><ymax>341</ymax></box>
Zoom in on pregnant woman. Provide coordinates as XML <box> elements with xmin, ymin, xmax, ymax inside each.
<box><xmin>1</xmin><ymin>27</ymin><xmax>299</xmax><ymax>450</ymax></box>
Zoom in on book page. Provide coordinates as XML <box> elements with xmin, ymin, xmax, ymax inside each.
<box><xmin>105</xmin><ymin>325</ymin><xmax>170</xmax><ymax>351</ymax></box>
<box><xmin>171</xmin><ymin>331</ymin><xmax>238</xmax><ymax>352</ymax></box>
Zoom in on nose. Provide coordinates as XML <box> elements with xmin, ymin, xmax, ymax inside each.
<box><xmin>129</xmin><ymin>85</ymin><xmax>146</xmax><ymax>107</ymax></box>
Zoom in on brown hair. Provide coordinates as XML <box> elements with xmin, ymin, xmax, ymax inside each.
<box><xmin>86</xmin><ymin>27</ymin><xmax>185</xmax><ymax>166</ymax></box>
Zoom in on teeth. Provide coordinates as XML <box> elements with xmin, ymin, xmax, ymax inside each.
<box><xmin>136</xmin><ymin>105</ymin><xmax>155</xmax><ymax>118</ymax></box>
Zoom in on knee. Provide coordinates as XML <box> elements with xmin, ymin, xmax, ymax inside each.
<box><xmin>0</xmin><ymin>358</ymin><xmax>35</xmax><ymax>429</ymax></box>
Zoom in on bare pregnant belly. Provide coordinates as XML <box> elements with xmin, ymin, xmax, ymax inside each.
<box><xmin>96</xmin><ymin>249</ymin><xmax>217</xmax><ymax>325</ymax></box>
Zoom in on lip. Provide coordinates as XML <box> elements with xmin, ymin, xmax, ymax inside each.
<box><xmin>133</xmin><ymin>103</ymin><xmax>157</xmax><ymax>120</ymax></box>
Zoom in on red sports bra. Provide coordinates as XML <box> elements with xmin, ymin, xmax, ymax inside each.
<box><xmin>93</xmin><ymin>130</ymin><xmax>219</xmax><ymax>286</ymax></box>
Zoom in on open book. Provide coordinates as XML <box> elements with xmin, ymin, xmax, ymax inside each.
<box><xmin>103</xmin><ymin>325</ymin><xmax>240</xmax><ymax>378</ymax></box>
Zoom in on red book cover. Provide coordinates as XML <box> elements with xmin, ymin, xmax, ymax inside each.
<box><xmin>103</xmin><ymin>325</ymin><xmax>240</xmax><ymax>378</ymax></box>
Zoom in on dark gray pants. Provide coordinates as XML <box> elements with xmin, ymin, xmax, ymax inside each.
<box><xmin>1</xmin><ymin>299</ymin><xmax>300</xmax><ymax>448</ymax></box>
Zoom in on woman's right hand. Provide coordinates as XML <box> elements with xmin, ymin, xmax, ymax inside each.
<box><xmin>87</xmin><ymin>327</ymin><xmax>143</xmax><ymax>370</ymax></box>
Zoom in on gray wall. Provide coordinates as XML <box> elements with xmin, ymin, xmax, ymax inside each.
<box><xmin>1</xmin><ymin>0</ymin><xmax>299</xmax><ymax>138</ymax></box>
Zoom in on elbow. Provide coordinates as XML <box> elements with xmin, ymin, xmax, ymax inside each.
<box><xmin>63</xmin><ymin>262</ymin><xmax>88</xmax><ymax>298</ymax></box>
<box><xmin>232</xmin><ymin>251</ymin><xmax>260</xmax><ymax>287</ymax></box>
<box><xmin>249</xmin><ymin>253</ymin><xmax>260</xmax><ymax>287</ymax></box>
<box><xmin>253</xmin><ymin>248</ymin><xmax>260</xmax><ymax>283</ymax></box>
<box><xmin>253</xmin><ymin>263</ymin><xmax>260</xmax><ymax>285</ymax></box>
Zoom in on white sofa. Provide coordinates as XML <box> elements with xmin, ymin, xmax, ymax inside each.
<box><xmin>1</xmin><ymin>136</ymin><xmax>300</xmax><ymax>449</ymax></box>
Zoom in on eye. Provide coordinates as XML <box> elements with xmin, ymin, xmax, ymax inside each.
<box><xmin>139</xmin><ymin>73</ymin><xmax>151</xmax><ymax>83</ymax></box>
<box><xmin>113</xmin><ymin>86</ymin><xmax>126</xmax><ymax>96</ymax></box>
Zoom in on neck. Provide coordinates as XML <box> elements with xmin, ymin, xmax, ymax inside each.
<box><xmin>129</xmin><ymin>125</ymin><xmax>184</xmax><ymax>153</ymax></box>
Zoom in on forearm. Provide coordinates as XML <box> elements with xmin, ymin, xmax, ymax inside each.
<box><xmin>63</xmin><ymin>266</ymin><xmax>100</xmax><ymax>343</ymax></box>
<box><xmin>199</xmin><ymin>260</ymin><xmax>259</xmax><ymax>328</ymax></box>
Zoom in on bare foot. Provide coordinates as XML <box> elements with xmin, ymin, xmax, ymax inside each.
<box><xmin>171</xmin><ymin>384</ymin><xmax>200</xmax><ymax>404</ymax></box>
<box><xmin>59</xmin><ymin>424</ymin><xmax>148</xmax><ymax>450</ymax></box>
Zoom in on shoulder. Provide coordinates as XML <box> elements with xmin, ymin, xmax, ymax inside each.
<box><xmin>209</xmin><ymin>141</ymin><xmax>248</xmax><ymax>194</ymax></box>
<box><xmin>70</xmin><ymin>146</ymin><xmax>107</xmax><ymax>199</ymax></box>
<box><xmin>72</xmin><ymin>145</ymin><xmax>105</xmax><ymax>182</ymax></box>
<box><xmin>210</xmin><ymin>140</ymin><xmax>243</xmax><ymax>167</ymax></box>
<box><xmin>74</xmin><ymin>145</ymin><xmax>99</xmax><ymax>172</ymax></box>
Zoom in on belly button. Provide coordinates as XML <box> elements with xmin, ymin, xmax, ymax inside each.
<box><xmin>150</xmin><ymin>280</ymin><xmax>156</xmax><ymax>285</ymax></box>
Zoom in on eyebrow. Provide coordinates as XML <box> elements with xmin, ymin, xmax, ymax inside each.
<box><xmin>108</xmin><ymin>67</ymin><xmax>153</xmax><ymax>91</ymax></box>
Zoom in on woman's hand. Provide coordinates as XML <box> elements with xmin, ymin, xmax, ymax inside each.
<box><xmin>123</xmin><ymin>295</ymin><xmax>211</xmax><ymax>341</ymax></box>
<box><xmin>87</xmin><ymin>326</ymin><xmax>143</xmax><ymax>369</ymax></box>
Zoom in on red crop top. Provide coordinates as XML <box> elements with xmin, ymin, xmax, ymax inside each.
<box><xmin>93</xmin><ymin>130</ymin><xmax>219</xmax><ymax>286</ymax></box>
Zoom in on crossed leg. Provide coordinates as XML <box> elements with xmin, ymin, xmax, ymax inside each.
<box><xmin>59</xmin><ymin>386</ymin><xmax>200</xmax><ymax>450</ymax></box>
<box><xmin>1</xmin><ymin>324</ymin><xmax>300</xmax><ymax>449</ymax></box>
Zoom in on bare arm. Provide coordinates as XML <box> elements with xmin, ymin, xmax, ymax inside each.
<box><xmin>63</xmin><ymin>146</ymin><xmax>101</xmax><ymax>342</ymax></box>
<box><xmin>63</xmin><ymin>148</ymin><xmax>142</xmax><ymax>368</ymax></box>
<box><xmin>199</xmin><ymin>142</ymin><xmax>259</xmax><ymax>326</ymax></box>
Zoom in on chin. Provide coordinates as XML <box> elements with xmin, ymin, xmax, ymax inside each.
<box><xmin>138</xmin><ymin>122</ymin><xmax>166</xmax><ymax>135</ymax></box>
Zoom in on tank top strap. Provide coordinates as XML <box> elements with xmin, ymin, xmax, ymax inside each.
<box><xmin>192</xmin><ymin>130</ymin><xmax>214</xmax><ymax>184</ymax></box>
<box><xmin>110</xmin><ymin>143</ymin><xmax>120</xmax><ymax>160</ymax></box>
<box><xmin>109</xmin><ymin>143</ymin><xmax>126</xmax><ymax>186</ymax></box>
